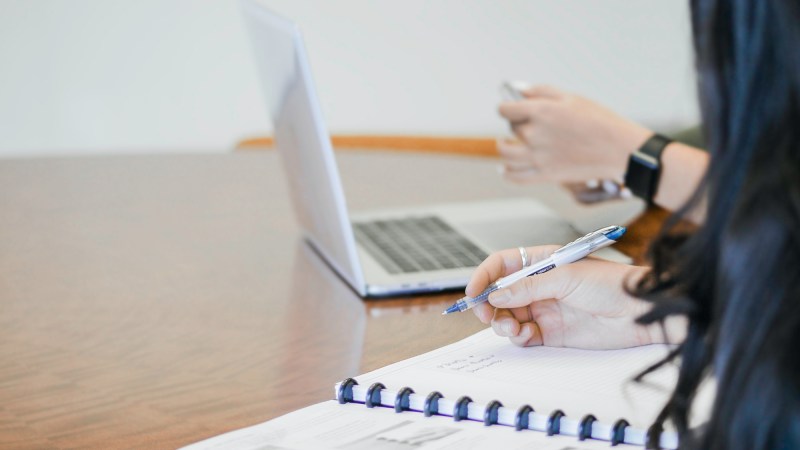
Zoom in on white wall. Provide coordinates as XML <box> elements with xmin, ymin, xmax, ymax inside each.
<box><xmin>0</xmin><ymin>0</ymin><xmax>698</xmax><ymax>157</ymax></box>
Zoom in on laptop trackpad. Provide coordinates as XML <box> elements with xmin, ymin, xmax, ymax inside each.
<box><xmin>457</xmin><ymin>217</ymin><xmax>579</xmax><ymax>252</ymax></box>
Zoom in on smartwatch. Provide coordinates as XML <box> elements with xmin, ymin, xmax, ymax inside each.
<box><xmin>623</xmin><ymin>134</ymin><xmax>672</xmax><ymax>203</ymax></box>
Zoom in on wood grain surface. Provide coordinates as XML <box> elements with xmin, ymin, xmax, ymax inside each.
<box><xmin>0</xmin><ymin>151</ymin><xmax>666</xmax><ymax>449</ymax></box>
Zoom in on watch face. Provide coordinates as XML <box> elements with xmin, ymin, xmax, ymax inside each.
<box><xmin>624</xmin><ymin>135</ymin><xmax>671</xmax><ymax>203</ymax></box>
<box><xmin>631</xmin><ymin>151</ymin><xmax>660</xmax><ymax>169</ymax></box>
<box><xmin>624</xmin><ymin>153</ymin><xmax>659</xmax><ymax>202</ymax></box>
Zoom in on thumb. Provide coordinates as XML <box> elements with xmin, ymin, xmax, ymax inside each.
<box><xmin>488</xmin><ymin>265</ymin><xmax>576</xmax><ymax>308</ymax></box>
<box><xmin>522</xmin><ymin>84</ymin><xmax>564</xmax><ymax>100</ymax></box>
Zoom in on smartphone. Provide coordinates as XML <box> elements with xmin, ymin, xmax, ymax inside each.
<box><xmin>500</xmin><ymin>81</ymin><xmax>530</xmax><ymax>101</ymax></box>
<box><xmin>564</xmin><ymin>179</ymin><xmax>632</xmax><ymax>204</ymax></box>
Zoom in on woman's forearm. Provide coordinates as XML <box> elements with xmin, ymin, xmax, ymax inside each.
<box><xmin>652</xmin><ymin>142</ymin><xmax>710</xmax><ymax>224</ymax></box>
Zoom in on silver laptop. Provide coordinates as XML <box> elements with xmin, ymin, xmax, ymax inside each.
<box><xmin>241</xmin><ymin>1</ymin><xmax>620</xmax><ymax>297</ymax></box>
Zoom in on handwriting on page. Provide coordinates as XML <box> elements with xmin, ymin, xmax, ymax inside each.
<box><xmin>437</xmin><ymin>354</ymin><xmax>501</xmax><ymax>373</ymax></box>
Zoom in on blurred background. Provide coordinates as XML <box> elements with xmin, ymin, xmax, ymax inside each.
<box><xmin>0</xmin><ymin>0</ymin><xmax>697</xmax><ymax>158</ymax></box>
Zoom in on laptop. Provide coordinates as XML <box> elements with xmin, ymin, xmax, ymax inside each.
<box><xmin>241</xmin><ymin>1</ymin><xmax>626</xmax><ymax>297</ymax></box>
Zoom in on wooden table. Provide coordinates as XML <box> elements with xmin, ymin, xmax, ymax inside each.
<box><xmin>0</xmin><ymin>150</ymin><xmax>665</xmax><ymax>449</ymax></box>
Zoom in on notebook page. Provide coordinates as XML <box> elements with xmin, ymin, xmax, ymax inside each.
<box><xmin>354</xmin><ymin>329</ymin><xmax>713</xmax><ymax>429</ymax></box>
<box><xmin>182</xmin><ymin>400</ymin><xmax>640</xmax><ymax>450</ymax></box>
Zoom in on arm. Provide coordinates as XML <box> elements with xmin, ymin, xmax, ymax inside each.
<box><xmin>654</xmin><ymin>141</ymin><xmax>709</xmax><ymax>223</ymax></box>
<box><xmin>497</xmin><ymin>85</ymin><xmax>709</xmax><ymax>223</ymax></box>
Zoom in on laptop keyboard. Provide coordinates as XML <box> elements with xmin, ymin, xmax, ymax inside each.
<box><xmin>353</xmin><ymin>216</ymin><xmax>488</xmax><ymax>274</ymax></box>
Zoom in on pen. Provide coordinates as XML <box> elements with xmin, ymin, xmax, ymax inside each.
<box><xmin>442</xmin><ymin>225</ymin><xmax>627</xmax><ymax>315</ymax></box>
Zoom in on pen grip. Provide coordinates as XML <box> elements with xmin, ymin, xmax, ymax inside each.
<box><xmin>468</xmin><ymin>284</ymin><xmax>501</xmax><ymax>306</ymax></box>
<box><xmin>474</xmin><ymin>262</ymin><xmax>555</xmax><ymax>310</ymax></box>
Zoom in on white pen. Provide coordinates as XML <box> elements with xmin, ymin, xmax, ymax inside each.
<box><xmin>442</xmin><ymin>225</ymin><xmax>627</xmax><ymax>315</ymax></box>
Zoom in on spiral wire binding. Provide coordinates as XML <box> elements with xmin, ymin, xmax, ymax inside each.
<box><xmin>336</xmin><ymin>377</ymin><xmax>665</xmax><ymax>448</ymax></box>
<box><xmin>483</xmin><ymin>400</ymin><xmax>502</xmax><ymax>426</ymax></box>
<box><xmin>423</xmin><ymin>391</ymin><xmax>443</xmax><ymax>417</ymax></box>
<box><xmin>547</xmin><ymin>410</ymin><xmax>565</xmax><ymax>436</ymax></box>
<box><xmin>611</xmin><ymin>419</ymin><xmax>630</xmax><ymax>446</ymax></box>
<box><xmin>365</xmin><ymin>382</ymin><xmax>385</xmax><ymax>408</ymax></box>
<box><xmin>394</xmin><ymin>387</ymin><xmax>414</xmax><ymax>413</ymax></box>
<box><xmin>337</xmin><ymin>378</ymin><xmax>358</xmax><ymax>404</ymax></box>
<box><xmin>514</xmin><ymin>405</ymin><xmax>534</xmax><ymax>431</ymax></box>
<box><xmin>453</xmin><ymin>396</ymin><xmax>473</xmax><ymax>422</ymax></box>
<box><xmin>579</xmin><ymin>414</ymin><xmax>597</xmax><ymax>441</ymax></box>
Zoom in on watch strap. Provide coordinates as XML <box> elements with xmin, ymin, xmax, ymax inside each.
<box><xmin>638</xmin><ymin>133</ymin><xmax>672</xmax><ymax>160</ymax></box>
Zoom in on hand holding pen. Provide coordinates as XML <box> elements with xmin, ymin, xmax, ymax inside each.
<box><xmin>444</xmin><ymin>226</ymin><xmax>626</xmax><ymax>315</ymax></box>
<box><xmin>447</xmin><ymin>226</ymin><xmax>666</xmax><ymax>349</ymax></box>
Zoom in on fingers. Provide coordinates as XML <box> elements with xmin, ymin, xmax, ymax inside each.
<box><xmin>465</xmin><ymin>252</ymin><xmax>509</xmax><ymax>298</ymax></box>
<box><xmin>466</xmin><ymin>245</ymin><xmax>560</xmax><ymax>298</ymax></box>
<box><xmin>495</xmin><ymin>138</ymin><xmax>547</xmax><ymax>166</ymax></box>
<box><xmin>509</xmin><ymin>321</ymin><xmax>544</xmax><ymax>347</ymax></box>
<box><xmin>490</xmin><ymin>308</ymin><xmax>544</xmax><ymax>347</ymax></box>
<box><xmin>521</xmin><ymin>84</ymin><xmax>564</xmax><ymax>100</ymax></box>
<box><xmin>496</xmin><ymin>138</ymin><xmax>530</xmax><ymax>162</ymax></box>
<box><xmin>496</xmin><ymin>143</ymin><xmax>545</xmax><ymax>182</ymax></box>
<box><xmin>491</xmin><ymin>308</ymin><xmax>520</xmax><ymax>337</ymax></box>
<box><xmin>488</xmin><ymin>264</ymin><xmax>576</xmax><ymax>309</ymax></box>
<box><xmin>496</xmin><ymin>139</ymin><xmax>551</xmax><ymax>183</ymax></box>
<box><xmin>498</xmin><ymin>101</ymin><xmax>533</xmax><ymax>123</ymax></box>
<box><xmin>498</xmin><ymin>85</ymin><xmax>562</xmax><ymax>123</ymax></box>
<box><xmin>465</xmin><ymin>250</ymin><xmax>518</xmax><ymax>298</ymax></box>
<box><xmin>498</xmin><ymin>98</ymin><xmax>556</xmax><ymax>124</ymax></box>
<box><xmin>472</xmin><ymin>302</ymin><xmax>494</xmax><ymax>324</ymax></box>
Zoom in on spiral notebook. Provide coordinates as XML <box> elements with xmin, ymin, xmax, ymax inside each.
<box><xmin>182</xmin><ymin>329</ymin><xmax>713</xmax><ymax>450</ymax></box>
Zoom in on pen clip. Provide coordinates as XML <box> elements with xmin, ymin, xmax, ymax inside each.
<box><xmin>554</xmin><ymin>231</ymin><xmax>599</xmax><ymax>254</ymax></box>
<box><xmin>553</xmin><ymin>226</ymin><xmax>618</xmax><ymax>255</ymax></box>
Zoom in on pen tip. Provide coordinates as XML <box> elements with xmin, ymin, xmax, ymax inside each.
<box><xmin>442</xmin><ymin>304</ymin><xmax>460</xmax><ymax>315</ymax></box>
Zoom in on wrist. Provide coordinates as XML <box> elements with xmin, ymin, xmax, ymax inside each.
<box><xmin>611</xmin><ymin>124</ymin><xmax>653</xmax><ymax>179</ymax></box>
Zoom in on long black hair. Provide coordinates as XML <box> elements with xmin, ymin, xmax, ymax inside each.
<box><xmin>633</xmin><ymin>0</ymin><xmax>800</xmax><ymax>448</ymax></box>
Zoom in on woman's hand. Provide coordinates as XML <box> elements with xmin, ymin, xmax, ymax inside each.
<box><xmin>497</xmin><ymin>85</ymin><xmax>652</xmax><ymax>184</ymax></box>
<box><xmin>467</xmin><ymin>245</ymin><xmax>668</xmax><ymax>349</ymax></box>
